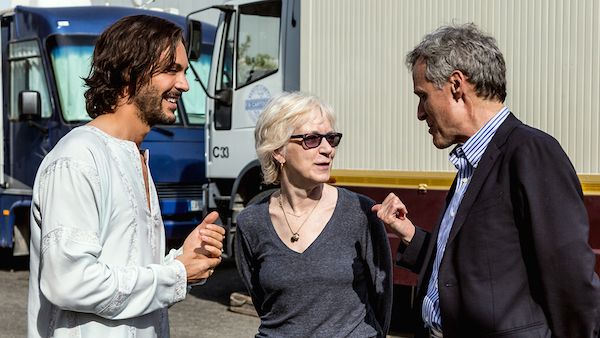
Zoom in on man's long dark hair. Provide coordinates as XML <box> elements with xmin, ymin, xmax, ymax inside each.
<box><xmin>84</xmin><ymin>15</ymin><xmax>184</xmax><ymax>118</ymax></box>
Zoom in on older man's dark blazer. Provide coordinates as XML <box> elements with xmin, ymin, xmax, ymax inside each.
<box><xmin>397</xmin><ymin>113</ymin><xmax>600</xmax><ymax>338</ymax></box>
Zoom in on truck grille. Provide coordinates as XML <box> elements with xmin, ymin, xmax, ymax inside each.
<box><xmin>155</xmin><ymin>183</ymin><xmax>203</xmax><ymax>199</ymax></box>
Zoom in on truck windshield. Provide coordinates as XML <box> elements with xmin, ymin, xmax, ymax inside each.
<box><xmin>47</xmin><ymin>35</ymin><xmax>209</xmax><ymax>125</ymax></box>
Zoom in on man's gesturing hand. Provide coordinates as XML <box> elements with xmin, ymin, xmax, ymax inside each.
<box><xmin>372</xmin><ymin>193</ymin><xmax>416</xmax><ymax>244</ymax></box>
<box><xmin>176</xmin><ymin>211</ymin><xmax>226</xmax><ymax>283</ymax></box>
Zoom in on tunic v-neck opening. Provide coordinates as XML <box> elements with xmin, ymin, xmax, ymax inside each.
<box><xmin>82</xmin><ymin>125</ymin><xmax>155</xmax><ymax>215</ymax></box>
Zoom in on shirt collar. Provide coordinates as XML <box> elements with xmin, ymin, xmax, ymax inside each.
<box><xmin>450</xmin><ymin>106</ymin><xmax>510</xmax><ymax>168</ymax></box>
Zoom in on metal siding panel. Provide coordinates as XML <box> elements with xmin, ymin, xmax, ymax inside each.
<box><xmin>301</xmin><ymin>0</ymin><xmax>600</xmax><ymax>174</ymax></box>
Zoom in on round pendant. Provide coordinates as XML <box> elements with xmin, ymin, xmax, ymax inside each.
<box><xmin>291</xmin><ymin>233</ymin><xmax>299</xmax><ymax>242</ymax></box>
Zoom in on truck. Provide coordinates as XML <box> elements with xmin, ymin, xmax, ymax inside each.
<box><xmin>0</xmin><ymin>5</ymin><xmax>215</xmax><ymax>257</ymax></box>
<box><xmin>187</xmin><ymin>0</ymin><xmax>600</xmax><ymax>316</ymax></box>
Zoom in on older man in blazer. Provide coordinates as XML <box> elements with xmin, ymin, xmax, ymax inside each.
<box><xmin>374</xmin><ymin>24</ymin><xmax>600</xmax><ymax>338</ymax></box>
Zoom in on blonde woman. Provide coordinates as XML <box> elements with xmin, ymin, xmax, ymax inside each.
<box><xmin>235</xmin><ymin>92</ymin><xmax>392</xmax><ymax>337</ymax></box>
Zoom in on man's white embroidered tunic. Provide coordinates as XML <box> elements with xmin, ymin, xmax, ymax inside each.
<box><xmin>28</xmin><ymin>126</ymin><xmax>187</xmax><ymax>338</ymax></box>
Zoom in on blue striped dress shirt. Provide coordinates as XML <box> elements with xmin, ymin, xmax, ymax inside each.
<box><xmin>422</xmin><ymin>107</ymin><xmax>510</xmax><ymax>330</ymax></box>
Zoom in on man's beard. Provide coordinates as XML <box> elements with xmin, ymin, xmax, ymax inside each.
<box><xmin>133</xmin><ymin>85</ymin><xmax>177</xmax><ymax>127</ymax></box>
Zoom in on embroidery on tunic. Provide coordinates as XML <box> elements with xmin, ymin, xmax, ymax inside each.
<box><xmin>35</xmin><ymin>127</ymin><xmax>175</xmax><ymax>337</ymax></box>
<box><xmin>175</xmin><ymin>265</ymin><xmax>187</xmax><ymax>300</ymax></box>
<box><xmin>151</xmin><ymin>214</ymin><xmax>163</xmax><ymax>256</ymax></box>
<box><xmin>147</xmin><ymin>173</ymin><xmax>164</xmax><ymax>256</ymax></box>
<box><xmin>137</xmin><ymin>150</ymin><xmax>159</xmax><ymax>254</ymax></box>
<box><xmin>146</xmin><ymin>213</ymin><xmax>156</xmax><ymax>255</ymax></box>
<box><xmin>39</xmin><ymin>158</ymin><xmax>101</xmax><ymax>197</ymax></box>
<box><xmin>128</xmin><ymin>325</ymin><xmax>136</xmax><ymax>338</ymax></box>
<box><xmin>86</xmin><ymin>127</ymin><xmax>140</xmax><ymax>267</ymax></box>
<box><xmin>172</xmin><ymin>261</ymin><xmax>187</xmax><ymax>302</ymax></box>
<box><xmin>99</xmin><ymin>266</ymin><xmax>138</xmax><ymax>316</ymax></box>
<box><xmin>41</xmin><ymin>227</ymin><xmax>100</xmax><ymax>257</ymax></box>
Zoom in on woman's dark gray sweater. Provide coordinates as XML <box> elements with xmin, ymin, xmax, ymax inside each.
<box><xmin>235</xmin><ymin>187</ymin><xmax>393</xmax><ymax>338</ymax></box>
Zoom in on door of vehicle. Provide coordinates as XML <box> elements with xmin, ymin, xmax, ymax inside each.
<box><xmin>206</xmin><ymin>0</ymin><xmax>284</xmax><ymax>180</ymax></box>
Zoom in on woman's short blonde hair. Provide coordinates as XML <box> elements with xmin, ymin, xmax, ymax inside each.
<box><xmin>255</xmin><ymin>92</ymin><xmax>336</xmax><ymax>185</ymax></box>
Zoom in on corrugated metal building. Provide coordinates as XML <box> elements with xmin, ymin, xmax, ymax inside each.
<box><xmin>300</xmin><ymin>0</ymin><xmax>600</xmax><ymax>192</ymax></box>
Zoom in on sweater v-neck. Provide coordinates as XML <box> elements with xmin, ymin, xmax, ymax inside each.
<box><xmin>263</xmin><ymin>186</ymin><xmax>342</xmax><ymax>255</ymax></box>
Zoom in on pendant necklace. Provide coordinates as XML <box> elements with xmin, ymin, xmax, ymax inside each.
<box><xmin>278</xmin><ymin>193</ymin><xmax>321</xmax><ymax>243</ymax></box>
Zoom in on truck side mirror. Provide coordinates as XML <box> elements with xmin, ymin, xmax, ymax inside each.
<box><xmin>188</xmin><ymin>19</ymin><xmax>202</xmax><ymax>61</ymax></box>
<box><xmin>215</xmin><ymin>88</ymin><xmax>232</xmax><ymax>106</ymax></box>
<box><xmin>18</xmin><ymin>90</ymin><xmax>41</xmax><ymax>121</ymax></box>
<box><xmin>214</xmin><ymin>88</ymin><xmax>232</xmax><ymax>130</ymax></box>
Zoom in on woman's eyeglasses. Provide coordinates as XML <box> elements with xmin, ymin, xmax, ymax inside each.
<box><xmin>289</xmin><ymin>132</ymin><xmax>343</xmax><ymax>149</ymax></box>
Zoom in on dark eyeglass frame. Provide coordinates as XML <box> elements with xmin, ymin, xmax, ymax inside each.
<box><xmin>289</xmin><ymin>132</ymin><xmax>343</xmax><ymax>149</ymax></box>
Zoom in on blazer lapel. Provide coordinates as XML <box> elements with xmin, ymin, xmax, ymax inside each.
<box><xmin>446</xmin><ymin>114</ymin><xmax>522</xmax><ymax>245</ymax></box>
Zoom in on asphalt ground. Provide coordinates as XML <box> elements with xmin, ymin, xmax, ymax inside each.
<box><xmin>0</xmin><ymin>250</ymin><xmax>412</xmax><ymax>337</ymax></box>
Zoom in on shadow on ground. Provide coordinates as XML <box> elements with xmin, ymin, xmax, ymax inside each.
<box><xmin>188</xmin><ymin>258</ymin><xmax>248</xmax><ymax>306</ymax></box>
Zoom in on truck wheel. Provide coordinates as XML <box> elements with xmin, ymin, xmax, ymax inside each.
<box><xmin>13</xmin><ymin>224</ymin><xmax>29</xmax><ymax>256</ymax></box>
<box><xmin>13</xmin><ymin>210</ymin><xmax>30</xmax><ymax>256</ymax></box>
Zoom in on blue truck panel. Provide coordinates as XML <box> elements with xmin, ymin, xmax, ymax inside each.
<box><xmin>0</xmin><ymin>6</ymin><xmax>214</xmax><ymax>253</ymax></box>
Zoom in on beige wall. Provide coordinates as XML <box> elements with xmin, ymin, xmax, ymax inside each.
<box><xmin>301</xmin><ymin>0</ymin><xmax>600</xmax><ymax>174</ymax></box>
